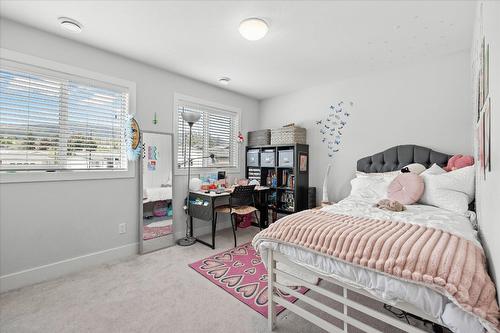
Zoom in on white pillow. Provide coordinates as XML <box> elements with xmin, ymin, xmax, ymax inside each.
<box><xmin>350</xmin><ymin>173</ymin><xmax>396</xmax><ymax>202</ymax></box>
<box><xmin>401</xmin><ymin>163</ymin><xmax>426</xmax><ymax>175</ymax></box>
<box><xmin>421</xmin><ymin>163</ymin><xmax>446</xmax><ymax>176</ymax></box>
<box><xmin>419</xmin><ymin>165</ymin><xmax>475</xmax><ymax>214</ymax></box>
<box><xmin>355</xmin><ymin>170</ymin><xmax>400</xmax><ymax>179</ymax></box>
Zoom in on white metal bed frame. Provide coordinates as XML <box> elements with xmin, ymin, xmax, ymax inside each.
<box><xmin>267</xmin><ymin>249</ymin><xmax>446</xmax><ymax>333</ymax></box>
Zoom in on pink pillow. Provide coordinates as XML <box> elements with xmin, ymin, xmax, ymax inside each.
<box><xmin>387</xmin><ymin>173</ymin><xmax>424</xmax><ymax>205</ymax></box>
<box><xmin>444</xmin><ymin>154</ymin><xmax>474</xmax><ymax>171</ymax></box>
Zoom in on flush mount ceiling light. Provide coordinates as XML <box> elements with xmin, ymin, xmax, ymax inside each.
<box><xmin>58</xmin><ymin>17</ymin><xmax>83</xmax><ymax>33</ymax></box>
<box><xmin>239</xmin><ymin>18</ymin><xmax>268</xmax><ymax>41</ymax></box>
<box><xmin>218</xmin><ymin>77</ymin><xmax>231</xmax><ymax>85</ymax></box>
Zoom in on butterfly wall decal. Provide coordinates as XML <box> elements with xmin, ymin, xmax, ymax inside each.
<box><xmin>315</xmin><ymin>100</ymin><xmax>353</xmax><ymax>159</ymax></box>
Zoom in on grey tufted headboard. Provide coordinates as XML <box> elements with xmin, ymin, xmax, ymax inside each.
<box><xmin>357</xmin><ymin>145</ymin><xmax>451</xmax><ymax>173</ymax></box>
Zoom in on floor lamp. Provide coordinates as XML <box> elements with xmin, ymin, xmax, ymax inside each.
<box><xmin>176</xmin><ymin>109</ymin><xmax>202</xmax><ymax>246</ymax></box>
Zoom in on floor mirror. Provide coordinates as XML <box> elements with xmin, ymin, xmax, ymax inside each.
<box><xmin>140</xmin><ymin>131</ymin><xmax>175</xmax><ymax>254</ymax></box>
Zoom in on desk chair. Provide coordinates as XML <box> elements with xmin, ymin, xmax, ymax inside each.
<box><xmin>214</xmin><ymin>185</ymin><xmax>260</xmax><ymax>247</ymax></box>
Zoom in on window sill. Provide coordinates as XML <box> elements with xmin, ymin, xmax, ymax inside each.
<box><xmin>0</xmin><ymin>163</ymin><xmax>136</xmax><ymax>184</ymax></box>
<box><xmin>174</xmin><ymin>166</ymin><xmax>240</xmax><ymax>177</ymax></box>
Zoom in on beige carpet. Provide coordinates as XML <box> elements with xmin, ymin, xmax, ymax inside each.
<box><xmin>0</xmin><ymin>228</ymin><xmax>440</xmax><ymax>333</ymax></box>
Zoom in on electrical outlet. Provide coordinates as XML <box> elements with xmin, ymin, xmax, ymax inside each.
<box><xmin>119</xmin><ymin>223</ymin><xmax>127</xmax><ymax>234</ymax></box>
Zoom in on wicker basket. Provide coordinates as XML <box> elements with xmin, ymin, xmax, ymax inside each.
<box><xmin>248</xmin><ymin>129</ymin><xmax>271</xmax><ymax>146</ymax></box>
<box><xmin>271</xmin><ymin>126</ymin><xmax>306</xmax><ymax>145</ymax></box>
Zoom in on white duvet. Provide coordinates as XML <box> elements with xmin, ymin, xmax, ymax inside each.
<box><xmin>143</xmin><ymin>186</ymin><xmax>172</xmax><ymax>203</ymax></box>
<box><xmin>255</xmin><ymin>196</ymin><xmax>489</xmax><ymax>333</ymax></box>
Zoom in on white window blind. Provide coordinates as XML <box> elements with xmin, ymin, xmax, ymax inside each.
<box><xmin>0</xmin><ymin>61</ymin><xmax>129</xmax><ymax>171</ymax></box>
<box><xmin>176</xmin><ymin>100</ymin><xmax>239</xmax><ymax>169</ymax></box>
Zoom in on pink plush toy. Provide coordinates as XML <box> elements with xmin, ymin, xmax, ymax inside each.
<box><xmin>444</xmin><ymin>154</ymin><xmax>474</xmax><ymax>171</ymax></box>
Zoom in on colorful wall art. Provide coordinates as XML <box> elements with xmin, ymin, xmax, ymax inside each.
<box><xmin>148</xmin><ymin>145</ymin><xmax>158</xmax><ymax>160</ymax></box>
<box><xmin>125</xmin><ymin>114</ymin><xmax>142</xmax><ymax>160</ymax></box>
<box><xmin>315</xmin><ymin>101</ymin><xmax>354</xmax><ymax>158</ymax></box>
<box><xmin>147</xmin><ymin>145</ymin><xmax>159</xmax><ymax>171</ymax></box>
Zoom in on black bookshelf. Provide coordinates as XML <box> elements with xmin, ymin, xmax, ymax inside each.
<box><xmin>245</xmin><ymin>143</ymin><xmax>309</xmax><ymax>215</ymax></box>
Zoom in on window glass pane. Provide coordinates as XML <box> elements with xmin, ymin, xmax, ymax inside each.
<box><xmin>0</xmin><ymin>64</ymin><xmax>129</xmax><ymax>171</ymax></box>
<box><xmin>177</xmin><ymin>108</ymin><xmax>204</xmax><ymax>168</ymax></box>
<box><xmin>208</xmin><ymin>113</ymin><xmax>232</xmax><ymax>166</ymax></box>
<box><xmin>0</xmin><ymin>69</ymin><xmax>62</xmax><ymax>169</ymax></box>
<box><xmin>176</xmin><ymin>102</ymin><xmax>238</xmax><ymax>170</ymax></box>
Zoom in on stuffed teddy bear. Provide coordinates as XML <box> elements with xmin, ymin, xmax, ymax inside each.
<box><xmin>444</xmin><ymin>154</ymin><xmax>474</xmax><ymax>171</ymax></box>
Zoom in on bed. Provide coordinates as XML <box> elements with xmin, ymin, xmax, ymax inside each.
<box><xmin>143</xmin><ymin>186</ymin><xmax>172</xmax><ymax>203</ymax></box>
<box><xmin>253</xmin><ymin>145</ymin><xmax>498</xmax><ymax>333</ymax></box>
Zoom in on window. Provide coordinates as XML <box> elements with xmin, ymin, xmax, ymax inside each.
<box><xmin>175</xmin><ymin>96</ymin><xmax>240</xmax><ymax>171</ymax></box>
<box><xmin>0</xmin><ymin>59</ymin><xmax>129</xmax><ymax>173</ymax></box>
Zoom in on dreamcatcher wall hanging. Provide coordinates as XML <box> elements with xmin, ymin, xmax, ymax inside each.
<box><xmin>315</xmin><ymin>101</ymin><xmax>354</xmax><ymax>158</ymax></box>
<box><xmin>125</xmin><ymin>114</ymin><xmax>142</xmax><ymax>160</ymax></box>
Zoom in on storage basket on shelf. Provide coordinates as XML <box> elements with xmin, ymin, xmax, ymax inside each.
<box><xmin>271</xmin><ymin>126</ymin><xmax>306</xmax><ymax>145</ymax></box>
<box><xmin>248</xmin><ymin>129</ymin><xmax>271</xmax><ymax>146</ymax></box>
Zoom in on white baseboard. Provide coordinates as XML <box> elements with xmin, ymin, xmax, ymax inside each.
<box><xmin>0</xmin><ymin>242</ymin><xmax>138</xmax><ymax>293</ymax></box>
<box><xmin>1</xmin><ymin>221</ymin><xmax>232</xmax><ymax>293</ymax></box>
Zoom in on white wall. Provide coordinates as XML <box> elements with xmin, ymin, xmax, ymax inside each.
<box><xmin>0</xmin><ymin>19</ymin><xmax>260</xmax><ymax>291</ymax></box>
<box><xmin>260</xmin><ymin>51</ymin><xmax>473</xmax><ymax>203</ymax></box>
<box><xmin>472</xmin><ymin>1</ymin><xmax>500</xmax><ymax>285</ymax></box>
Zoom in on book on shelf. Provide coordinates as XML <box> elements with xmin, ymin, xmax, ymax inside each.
<box><xmin>265</xmin><ymin>170</ymin><xmax>277</xmax><ymax>187</ymax></box>
<box><xmin>281</xmin><ymin>169</ymin><xmax>294</xmax><ymax>188</ymax></box>
<box><xmin>280</xmin><ymin>190</ymin><xmax>295</xmax><ymax>212</ymax></box>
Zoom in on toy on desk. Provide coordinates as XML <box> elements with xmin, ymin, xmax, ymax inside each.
<box><xmin>238</xmin><ymin>179</ymin><xmax>249</xmax><ymax>186</ymax></box>
<box><xmin>200</xmin><ymin>183</ymin><xmax>218</xmax><ymax>192</ymax></box>
<box><xmin>200</xmin><ymin>172</ymin><xmax>218</xmax><ymax>184</ymax></box>
<box><xmin>189</xmin><ymin>178</ymin><xmax>202</xmax><ymax>191</ymax></box>
<box><xmin>215</xmin><ymin>179</ymin><xmax>227</xmax><ymax>187</ymax></box>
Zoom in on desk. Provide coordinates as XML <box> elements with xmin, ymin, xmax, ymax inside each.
<box><xmin>188</xmin><ymin>186</ymin><xmax>270</xmax><ymax>249</ymax></box>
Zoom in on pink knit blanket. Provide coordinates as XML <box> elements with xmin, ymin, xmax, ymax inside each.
<box><xmin>253</xmin><ymin>210</ymin><xmax>500</xmax><ymax>329</ymax></box>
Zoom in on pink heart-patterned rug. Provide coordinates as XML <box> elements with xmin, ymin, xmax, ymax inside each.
<box><xmin>189</xmin><ymin>242</ymin><xmax>308</xmax><ymax>318</ymax></box>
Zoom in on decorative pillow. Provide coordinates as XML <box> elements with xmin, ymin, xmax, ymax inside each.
<box><xmin>355</xmin><ymin>170</ymin><xmax>400</xmax><ymax>179</ymax></box>
<box><xmin>387</xmin><ymin>173</ymin><xmax>424</xmax><ymax>204</ymax></box>
<box><xmin>419</xmin><ymin>165</ymin><xmax>475</xmax><ymax>214</ymax></box>
<box><xmin>444</xmin><ymin>154</ymin><xmax>474</xmax><ymax>172</ymax></box>
<box><xmin>350</xmin><ymin>175</ymin><xmax>395</xmax><ymax>202</ymax></box>
<box><xmin>400</xmin><ymin>163</ymin><xmax>426</xmax><ymax>175</ymax></box>
<box><xmin>421</xmin><ymin>163</ymin><xmax>447</xmax><ymax>176</ymax></box>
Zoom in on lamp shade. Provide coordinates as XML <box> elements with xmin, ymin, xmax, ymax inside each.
<box><xmin>182</xmin><ymin>110</ymin><xmax>201</xmax><ymax>124</ymax></box>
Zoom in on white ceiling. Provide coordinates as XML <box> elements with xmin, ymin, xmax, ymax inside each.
<box><xmin>0</xmin><ymin>1</ymin><xmax>475</xmax><ymax>100</ymax></box>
